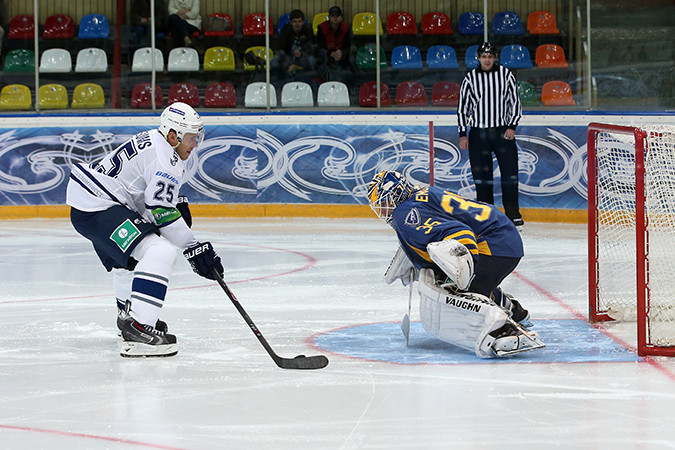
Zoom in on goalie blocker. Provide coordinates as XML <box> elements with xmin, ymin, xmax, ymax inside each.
<box><xmin>417</xmin><ymin>268</ymin><xmax>544</xmax><ymax>358</ymax></box>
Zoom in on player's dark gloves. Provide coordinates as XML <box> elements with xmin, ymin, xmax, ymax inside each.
<box><xmin>183</xmin><ymin>242</ymin><xmax>224</xmax><ymax>280</ymax></box>
<box><xmin>176</xmin><ymin>195</ymin><xmax>192</xmax><ymax>228</ymax></box>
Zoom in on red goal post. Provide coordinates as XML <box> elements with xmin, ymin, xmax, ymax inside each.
<box><xmin>587</xmin><ymin>122</ymin><xmax>675</xmax><ymax>356</ymax></box>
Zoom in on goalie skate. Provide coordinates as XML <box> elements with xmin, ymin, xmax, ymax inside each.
<box><xmin>488</xmin><ymin>319</ymin><xmax>545</xmax><ymax>358</ymax></box>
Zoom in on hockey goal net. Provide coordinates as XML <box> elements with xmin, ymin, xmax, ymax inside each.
<box><xmin>588</xmin><ymin>122</ymin><xmax>675</xmax><ymax>356</ymax></box>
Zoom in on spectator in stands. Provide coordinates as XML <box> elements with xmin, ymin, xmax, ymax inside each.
<box><xmin>131</xmin><ymin>0</ymin><xmax>168</xmax><ymax>46</ymax></box>
<box><xmin>272</xmin><ymin>9</ymin><xmax>317</xmax><ymax>76</ymax></box>
<box><xmin>316</xmin><ymin>5</ymin><xmax>353</xmax><ymax>81</ymax></box>
<box><xmin>167</xmin><ymin>0</ymin><xmax>201</xmax><ymax>47</ymax></box>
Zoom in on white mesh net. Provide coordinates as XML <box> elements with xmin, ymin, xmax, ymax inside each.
<box><xmin>593</xmin><ymin>125</ymin><xmax>675</xmax><ymax>347</ymax></box>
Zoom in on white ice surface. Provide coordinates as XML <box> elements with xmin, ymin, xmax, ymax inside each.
<box><xmin>1</xmin><ymin>218</ymin><xmax>675</xmax><ymax>449</ymax></box>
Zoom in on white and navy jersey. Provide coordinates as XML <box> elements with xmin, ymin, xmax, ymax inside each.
<box><xmin>457</xmin><ymin>64</ymin><xmax>522</xmax><ymax>135</ymax></box>
<box><xmin>67</xmin><ymin>129</ymin><xmax>197</xmax><ymax>248</ymax></box>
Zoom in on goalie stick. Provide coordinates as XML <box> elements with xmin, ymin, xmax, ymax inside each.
<box><xmin>213</xmin><ymin>270</ymin><xmax>329</xmax><ymax>370</ymax></box>
<box><xmin>400</xmin><ymin>268</ymin><xmax>414</xmax><ymax>345</ymax></box>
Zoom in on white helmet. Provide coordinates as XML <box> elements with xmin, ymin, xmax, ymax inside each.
<box><xmin>159</xmin><ymin>102</ymin><xmax>204</xmax><ymax>146</ymax></box>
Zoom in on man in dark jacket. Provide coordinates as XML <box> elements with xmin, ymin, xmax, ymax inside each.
<box><xmin>273</xmin><ymin>9</ymin><xmax>316</xmax><ymax>75</ymax></box>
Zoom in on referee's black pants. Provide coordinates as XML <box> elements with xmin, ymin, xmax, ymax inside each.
<box><xmin>467</xmin><ymin>126</ymin><xmax>521</xmax><ymax>221</ymax></box>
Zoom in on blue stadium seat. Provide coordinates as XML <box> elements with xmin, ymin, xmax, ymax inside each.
<box><xmin>493</xmin><ymin>11</ymin><xmax>524</xmax><ymax>35</ymax></box>
<box><xmin>78</xmin><ymin>14</ymin><xmax>109</xmax><ymax>39</ymax></box>
<box><xmin>426</xmin><ymin>45</ymin><xmax>459</xmax><ymax>69</ymax></box>
<box><xmin>465</xmin><ymin>45</ymin><xmax>479</xmax><ymax>69</ymax></box>
<box><xmin>391</xmin><ymin>45</ymin><xmax>423</xmax><ymax>69</ymax></box>
<box><xmin>458</xmin><ymin>12</ymin><xmax>483</xmax><ymax>35</ymax></box>
<box><xmin>500</xmin><ymin>44</ymin><xmax>533</xmax><ymax>69</ymax></box>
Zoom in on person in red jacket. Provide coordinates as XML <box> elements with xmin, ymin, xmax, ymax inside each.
<box><xmin>316</xmin><ymin>5</ymin><xmax>353</xmax><ymax>77</ymax></box>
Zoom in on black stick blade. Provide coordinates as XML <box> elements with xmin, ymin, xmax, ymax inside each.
<box><xmin>276</xmin><ymin>354</ymin><xmax>329</xmax><ymax>370</ymax></box>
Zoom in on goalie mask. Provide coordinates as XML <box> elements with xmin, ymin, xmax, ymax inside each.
<box><xmin>367</xmin><ymin>170</ymin><xmax>413</xmax><ymax>223</ymax></box>
<box><xmin>159</xmin><ymin>102</ymin><xmax>205</xmax><ymax>147</ymax></box>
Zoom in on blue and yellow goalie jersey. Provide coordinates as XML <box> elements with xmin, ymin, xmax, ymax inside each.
<box><xmin>390</xmin><ymin>186</ymin><xmax>524</xmax><ymax>270</ymax></box>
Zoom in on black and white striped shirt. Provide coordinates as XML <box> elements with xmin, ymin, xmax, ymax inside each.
<box><xmin>457</xmin><ymin>64</ymin><xmax>522</xmax><ymax>136</ymax></box>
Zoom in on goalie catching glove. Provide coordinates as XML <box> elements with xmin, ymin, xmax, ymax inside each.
<box><xmin>183</xmin><ymin>242</ymin><xmax>224</xmax><ymax>280</ymax></box>
<box><xmin>427</xmin><ymin>239</ymin><xmax>475</xmax><ymax>290</ymax></box>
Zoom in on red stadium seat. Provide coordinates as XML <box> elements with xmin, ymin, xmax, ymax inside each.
<box><xmin>431</xmin><ymin>81</ymin><xmax>460</xmax><ymax>107</ymax></box>
<box><xmin>359</xmin><ymin>82</ymin><xmax>391</xmax><ymax>107</ymax></box>
<box><xmin>43</xmin><ymin>14</ymin><xmax>75</xmax><ymax>39</ymax></box>
<box><xmin>204</xmin><ymin>82</ymin><xmax>237</xmax><ymax>108</ymax></box>
<box><xmin>386</xmin><ymin>12</ymin><xmax>418</xmax><ymax>35</ymax></box>
<box><xmin>243</xmin><ymin>13</ymin><xmax>273</xmax><ymax>36</ymax></box>
<box><xmin>130</xmin><ymin>83</ymin><xmax>163</xmax><ymax>109</ymax></box>
<box><xmin>421</xmin><ymin>12</ymin><xmax>452</xmax><ymax>35</ymax></box>
<box><xmin>203</xmin><ymin>13</ymin><xmax>235</xmax><ymax>37</ymax></box>
<box><xmin>8</xmin><ymin>14</ymin><xmax>35</xmax><ymax>39</ymax></box>
<box><xmin>535</xmin><ymin>44</ymin><xmax>568</xmax><ymax>68</ymax></box>
<box><xmin>168</xmin><ymin>83</ymin><xmax>199</xmax><ymax>107</ymax></box>
<box><xmin>542</xmin><ymin>81</ymin><xmax>575</xmax><ymax>106</ymax></box>
<box><xmin>527</xmin><ymin>11</ymin><xmax>559</xmax><ymax>35</ymax></box>
<box><xmin>395</xmin><ymin>81</ymin><xmax>428</xmax><ymax>107</ymax></box>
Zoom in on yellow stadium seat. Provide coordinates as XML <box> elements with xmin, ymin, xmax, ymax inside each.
<box><xmin>39</xmin><ymin>84</ymin><xmax>69</xmax><ymax>109</ymax></box>
<box><xmin>0</xmin><ymin>84</ymin><xmax>32</xmax><ymax>110</ymax></box>
<box><xmin>352</xmin><ymin>12</ymin><xmax>383</xmax><ymax>35</ymax></box>
<box><xmin>203</xmin><ymin>46</ymin><xmax>235</xmax><ymax>71</ymax></box>
<box><xmin>312</xmin><ymin>12</ymin><xmax>329</xmax><ymax>35</ymax></box>
<box><xmin>243</xmin><ymin>46</ymin><xmax>273</xmax><ymax>71</ymax></box>
<box><xmin>71</xmin><ymin>83</ymin><xmax>105</xmax><ymax>108</ymax></box>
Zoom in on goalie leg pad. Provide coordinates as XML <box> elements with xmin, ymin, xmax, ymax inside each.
<box><xmin>417</xmin><ymin>268</ymin><xmax>545</xmax><ymax>358</ymax></box>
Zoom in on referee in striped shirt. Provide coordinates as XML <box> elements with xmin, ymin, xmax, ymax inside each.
<box><xmin>457</xmin><ymin>42</ymin><xmax>524</xmax><ymax>230</ymax></box>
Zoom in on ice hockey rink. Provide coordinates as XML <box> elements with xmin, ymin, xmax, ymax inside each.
<box><xmin>1</xmin><ymin>217</ymin><xmax>675</xmax><ymax>449</ymax></box>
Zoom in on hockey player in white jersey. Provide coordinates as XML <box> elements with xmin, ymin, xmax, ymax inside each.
<box><xmin>66</xmin><ymin>102</ymin><xmax>224</xmax><ymax>357</ymax></box>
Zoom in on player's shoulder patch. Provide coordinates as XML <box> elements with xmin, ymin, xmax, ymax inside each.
<box><xmin>404</xmin><ymin>207</ymin><xmax>421</xmax><ymax>227</ymax></box>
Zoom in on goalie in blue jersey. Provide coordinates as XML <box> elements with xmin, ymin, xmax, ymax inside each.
<box><xmin>367</xmin><ymin>170</ymin><xmax>544</xmax><ymax>357</ymax></box>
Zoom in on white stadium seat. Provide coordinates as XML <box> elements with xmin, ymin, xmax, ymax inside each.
<box><xmin>39</xmin><ymin>48</ymin><xmax>72</xmax><ymax>73</ymax></box>
<box><xmin>244</xmin><ymin>82</ymin><xmax>277</xmax><ymax>108</ymax></box>
<box><xmin>132</xmin><ymin>47</ymin><xmax>164</xmax><ymax>72</ymax></box>
<box><xmin>281</xmin><ymin>81</ymin><xmax>314</xmax><ymax>107</ymax></box>
<box><xmin>317</xmin><ymin>81</ymin><xmax>350</xmax><ymax>107</ymax></box>
<box><xmin>167</xmin><ymin>47</ymin><xmax>199</xmax><ymax>72</ymax></box>
<box><xmin>75</xmin><ymin>48</ymin><xmax>108</xmax><ymax>73</ymax></box>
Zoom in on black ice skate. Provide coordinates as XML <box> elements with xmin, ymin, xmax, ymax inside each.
<box><xmin>120</xmin><ymin>319</ymin><xmax>178</xmax><ymax>358</ymax></box>
<box><xmin>116</xmin><ymin>300</ymin><xmax>168</xmax><ymax>336</ymax></box>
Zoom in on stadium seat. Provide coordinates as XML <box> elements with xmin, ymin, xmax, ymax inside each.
<box><xmin>132</xmin><ymin>47</ymin><xmax>164</xmax><ymax>72</ymax></box>
<box><xmin>421</xmin><ymin>12</ymin><xmax>452</xmax><ymax>35</ymax></box>
<box><xmin>243</xmin><ymin>46</ymin><xmax>273</xmax><ymax>71</ymax></box>
<box><xmin>244</xmin><ymin>82</ymin><xmax>278</xmax><ymax>107</ymax></box>
<box><xmin>78</xmin><ymin>14</ymin><xmax>109</xmax><ymax>39</ymax></box>
<box><xmin>458</xmin><ymin>12</ymin><xmax>483</xmax><ymax>35</ymax></box>
<box><xmin>396</xmin><ymin>81</ymin><xmax>427</xmax><ymax>107</ymax></box>
<box><xmin>0</xmin><ymin>84</ymin><xmax>31</xmax><ymax>110</ymax></box>
<box><xmin>317</xmin><ymin>81</ymin><xmax>350</xmax><ymax>107</ymax></box>
<box><xmin>43</xmin><ymin>14</ymin><xmax>75</xmax><ymax>39</ymax></box>
<box><xmin>431</xmin><ymin>81</ymin><xmax>460</xmax><ymax>107</ymax></box>
<box><xmin>168</xmin><ymin>82</ymin><xmax>199</xmax><ymax>107</ymax></box>
<box><xmin>71</xmin><ymin>83</ymin><xmax>105</xmax><ymax>108</ymax></box>
<box><xmin>312</xmin><ymin>12</ymin><xmax>329</xmax><ymax>35</ymax></box>
<box><xmin>426</xmin><ymin>45</ymin><xmax>459</xmax><ymax>69</ymax></box>
<box><xmin>3</xmin><ymin>49</ymin><xmax>35</xmax><ymax>72</ymax></box>
<box><xmin>352</xmin><ymin>12</ymin><xmax>383</xmax><ymax>35</ymax></box>
<box><xmin>243</xmin><ymin>13</ymin><xmax>273</xmax><ymax>36</ymax></box>
<box><xmin>130</xmin><ymin>83</ymin><xmax>163</xmax><ymax>109</ymax></box>
<box><xmin>75</xmin><ymin>48</ymin><xmax>108</xmax><ymax>72</ymax></box>
<box><xmin>203</xmin><ymin>13</ymin><xmax>234</xmax><ymax>37</ymax></box>
<box><xmin>356</xmin><ymin>44</ymin><xmax>387</xmax><ymax>69</ymax></box>
<box><xmin>527</xmin><ymin>11</ymin><xmax>559</xmax><ymax>35</ymax></box>
<box><xmin>38</xmin><ymin>84</ymin><xmax>69</xmax><ymax>109</ymax></box>
<box><xmin>493</xmin><ymin>11</ymin><xmax>524</xmax><ymax>35</ymax></box>
<box><xmin>359</xmin><ymin>81</ymin><xmax>391</xmax><ymax>107</ymax></box>
<box><xmin>391</xmin><ymin>45</ymin><xmax>423</xmax><ymax>69</ymax></box>
<box><xmin>277</xmin><ymin>12</ymin><xmax>290</xmax><ymax>34</ymax></box>
<box><xmin>8</xmin><ymin>14</ymin><xmax>34</xmax><ymax>39</ymax></box>
<box><xmin>535</xmin><ymin>44</ymin><xmax>568</xmax><ymax>68</ymax></box>
<box><xmin>542</xmin><ymin>81</ymin><xmax>575</xmax><ymax>106</ymax></box>
<box><xmin>39</xmin><ymin>48</ymin><xmax>72</xmax><ymax>73</ymax></box>
<box><xmin>386</xmin><ymin>12</ymin><xmax>417</xmax><ymax>35</ymax></box>
<box><xmin>204</xmin><ymin>82</ymin><xmax>236</xmax><ymax>108</ymax></box>
<box><xmin>168</xmin><ymin>47</ymin><xmax>199</xmax><ymax>72</ymax></box>
<box><xmin>500</xmin><ymin>44</ymin><xmax>532</xmax><ymax>69</ymax></box>
<box><xmin>465</xmin><ymin>45</ymin><xmax>480</xmax><ymax>69</ymax></box>
<box><xmin>517</xmin><ymin>81</ymin><xmax>539</xmax><ymax>106</ymax></box>
<box><xmin>203</xmin><ymin>46</ymin><xmax>236</xmax><ymax>71</ymax></box>
<box><xmin>281</xmin><ymin>82</ymin><xmax>314</xmax><ymax>107</ymax></box>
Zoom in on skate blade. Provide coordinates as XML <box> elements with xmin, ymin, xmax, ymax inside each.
<box><xmin>120</xmin><ymin>341</ymin><xmax>178</xmax><ymax>358</ymax></box>
<box><xmin>495</xmin><ymin>335</ymin><xmax>545</xmax><ymax>357</ymax></box>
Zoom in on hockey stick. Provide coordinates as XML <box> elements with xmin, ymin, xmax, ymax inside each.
<box><xmin>400</xmin><ymin>268</ymin><xmax>414</xmax><ymax>345</ymax></box>
<box><xmin>213</xmin><ymin>270</ymin><xmax>329</xmax><ymax>370</ymax></box>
